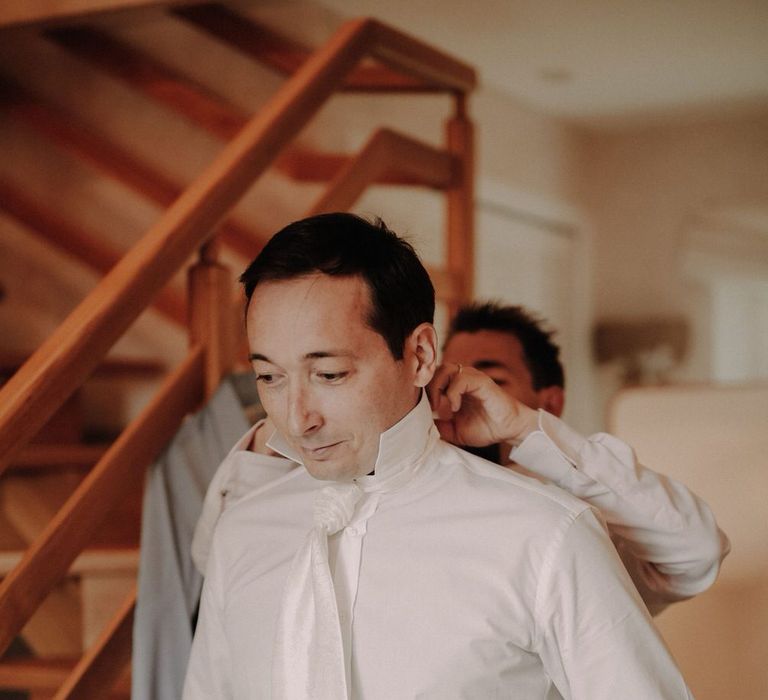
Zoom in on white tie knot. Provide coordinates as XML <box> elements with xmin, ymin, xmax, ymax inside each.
<box><xmin>314</xmin><ymin>483</ymin><xmax>363</xmax><ymax>535</ymax></box>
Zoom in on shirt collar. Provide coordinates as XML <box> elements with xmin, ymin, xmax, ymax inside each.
<box><xmin>266</xmin><ymin>390</ymin><xmax>438</xmax><ymax>493</ymax></box>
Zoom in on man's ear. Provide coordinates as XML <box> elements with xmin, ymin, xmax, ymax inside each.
<box><xmin>406</xmin><ymin>323</ymin><xmax>438</xmax><ymax>388</ymax></box>
<box><xmin>535</xmin><ymin>385</ymin><xmax>565</xmax><ymax>417</ymax></box>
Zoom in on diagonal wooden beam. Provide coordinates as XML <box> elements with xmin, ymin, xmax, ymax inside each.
<box><xmin>172</xmin><ymin>3</ymin><xmax>434</xmax><ymax>93</ymax></box>
<box><xmin>0</xmin><ymin>177</ymin><xmax>186</xmax><ymax>325</ymax></box>
<box><xmin>0</xmin><ymin>82</ymin><xmax>268</xmax><ymax>259</ymax></box>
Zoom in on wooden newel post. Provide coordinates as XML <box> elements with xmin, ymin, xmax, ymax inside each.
<box><xmin>445</xmin><ymin>93</ymin><xmax>475</xmax><ymax>317</ymax></box>
<box><xmin>188</xmin><ymin>237</ymin><xmax>235</xmax><ymax>399</ymax></box>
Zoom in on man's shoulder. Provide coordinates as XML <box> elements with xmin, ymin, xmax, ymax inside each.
<box><xmin>220</xmin><ymin>460</ymin><xmax>314</xmax><ymax>516</ymax></box>
<box><xmin>434</xmin><ymin>440</ymin><xmax>591</xmax><ymax>519</ymax></box>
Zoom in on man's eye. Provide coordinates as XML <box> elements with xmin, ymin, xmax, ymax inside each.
<box><xmin>492</xmin><ymin>378</ymin><xmax>508</xmax><ymax>387</ymax></box>
<box><xmin>318</xmin><ymin>372</ymin><xmax>348</xmax><ymax>382</ymax></box>
<box><xmin>255</xmin><ymin>374</ymin><xmax>275</xmax><ymax>384</ymax></box>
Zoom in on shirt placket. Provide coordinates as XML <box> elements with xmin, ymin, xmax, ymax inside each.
<box><xmin>331</xmin><ymin>492</ymin><xmax>381</xmax><ymax>691</ymax></box>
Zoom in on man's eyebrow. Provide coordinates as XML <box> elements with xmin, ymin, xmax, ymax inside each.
<box><xmin>247</xmin><ymin>351</ymin><xmax>356</xmax><ymax>363</ymax></box>
<box><xmin>305</xmin><ymin>350</ymin><xmax>355</xmax><ymax>359</ymax></box>
<box><xmin>473</xmin><ymin>359</ymin><xmax>509</xmax><ymax>371</ymax></box>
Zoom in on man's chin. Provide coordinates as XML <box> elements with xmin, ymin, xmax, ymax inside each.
<box><xmin>301</xmin><ymin>452</ymin><xmax>360</xmax><ymax>482</ymax></box>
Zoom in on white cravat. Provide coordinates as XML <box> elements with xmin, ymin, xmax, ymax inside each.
<box><xmin>268</xmin><ymin>393</ymin><xmax>438</xmax><ymax>700</ymax></box>
<box><xmin>272</xmin><ymin>482</ymin><xmax>363</xmax><ymax>700</ymax></box>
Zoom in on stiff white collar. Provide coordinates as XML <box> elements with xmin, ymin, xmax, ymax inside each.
<box><xmin>266</xmin><ymin>390</ymin><xmax>438</xmax><ymax>493</ymax></box>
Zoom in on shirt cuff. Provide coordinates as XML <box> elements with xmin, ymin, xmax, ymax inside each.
<box><xmin>508</xmin><ymin>410</ymin><xmax>589</xmax><ymax>484</ymax></box>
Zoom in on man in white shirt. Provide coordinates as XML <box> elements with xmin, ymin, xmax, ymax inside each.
<box><xmin>184</xmin><ymin>212</ymin><xmax>693</xmax><ymax>699</ymax></box>
<box><xmin>434</xmin><ymin>302</ymin><xmax>729</xmax><ymax>614</ymax></box>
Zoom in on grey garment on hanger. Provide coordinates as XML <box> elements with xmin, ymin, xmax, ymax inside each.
<box><xmin>132</xmin><ymin>378</ymin><xmax>250</xmax><ymax>700</ymax></box>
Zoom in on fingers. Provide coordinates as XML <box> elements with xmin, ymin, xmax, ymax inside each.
<box><xmin>427</xmin><ymin>362</ymin><xmax>466</xmax><ymax>414</ymax></box>
<box><xmin>427</xmin><ymin>362</ymin><xmax>455</xmax><ymax>409</ymax></box>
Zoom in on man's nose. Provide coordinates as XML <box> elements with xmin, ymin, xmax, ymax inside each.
<box><xmin>286</xmin><ymin>384</ymin><xmax>322</xmax><ymax>437</ymax></box>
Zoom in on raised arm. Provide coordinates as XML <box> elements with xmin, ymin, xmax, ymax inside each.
<box><xmin>428</xmin><ymin>364</ymin><xmax>729</xmax><ymax>612</ymax></box>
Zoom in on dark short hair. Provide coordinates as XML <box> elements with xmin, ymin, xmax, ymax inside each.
<box><xmin>240</xmin><ymin>212</ymin><xmax>435</xmax><ymax>359</ymax></box>
<box><xmin>446</xmin><ymin>302</ymin><xmax>564</xmax><ymax>389</ymax></box>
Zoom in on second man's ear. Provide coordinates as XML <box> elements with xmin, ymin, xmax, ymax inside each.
<box><xmin>535</xmin><ymin>385</ymin><xmax>565</xmax><ymax>417</ymax></box>
<box><xmin>407</xmin><ymin>323</ymin><xmax>438</xmax><ymax>388</ymax></box>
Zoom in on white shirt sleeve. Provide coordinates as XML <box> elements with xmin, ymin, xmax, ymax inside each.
<box><xmin>510</xmin><ymin>410</ymin><xmax>729</xmax><ymax>614</ymax></box>
<box><xmin>536</xmin><ymin>508</ymin><xmax>694</xmax><ymax>699</ymax></box>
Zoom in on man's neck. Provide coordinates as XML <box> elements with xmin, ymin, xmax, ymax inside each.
<box><xmin>460</xmin><ymin>443</ymin><xmax>503</xmax><ymax>464</ymax></box>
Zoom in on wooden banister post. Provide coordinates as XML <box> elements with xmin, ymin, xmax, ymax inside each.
<box><xmin>445</xmin><ymin>93</ymin><xmax>475</xmax><ymax>317</ymax></box>
<box><xmin>188</xmin><ymin>238</ymin><xmax>235</xmax><ymax>399</ymax></box>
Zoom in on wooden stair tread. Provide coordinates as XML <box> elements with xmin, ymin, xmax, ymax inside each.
<box><xmin>0</xmin><ymin>547</ymin><xmax>139</xmax><ymax>577</ymax></box>
<box><xmin>0</xmin><ymin>655</ymin><xmax>130</xmax><ymax>694</ymax></box>
<box><xmin>8</xmin><ymin>443</ymin><xmax>110</xmax><ymax>472</ymax></box>
<box><xmin>0</xmin><ymin>355</ymin><xmax>165</xmax><ymax>379</ymax></box>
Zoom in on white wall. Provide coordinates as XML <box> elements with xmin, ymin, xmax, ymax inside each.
<box><xmin>575</xmin><ymin>110</ymin><xmax>768</xmax><ymax>422</ymax></box>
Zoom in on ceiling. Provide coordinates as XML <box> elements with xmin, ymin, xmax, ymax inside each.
<box><xmin>321</xmin><ymin>0</ymin><xmax>768</xmax><ymax>123</ymax></box>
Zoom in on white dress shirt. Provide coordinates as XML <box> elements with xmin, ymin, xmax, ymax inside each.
<box><xmin>192</xmin><ymin>406</ymin><xmax>728</xmax><ymax>616</ymax></box>
<box><xmin>184</xmin><ymin>395</ymin><xmax>692</xmax><ymax>699</ymax></box>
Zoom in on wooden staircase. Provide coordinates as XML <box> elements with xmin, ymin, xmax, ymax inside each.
<box><xmin>0</xmin><ymin>2</ymin><xmax>476</xmax><ymax>696</ymax></box>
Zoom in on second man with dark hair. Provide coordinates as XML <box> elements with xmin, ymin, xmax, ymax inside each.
<box><xmin>435</xmin><ymin>300</ymin><xmax>729</xmax><ymax>615</ymax></box>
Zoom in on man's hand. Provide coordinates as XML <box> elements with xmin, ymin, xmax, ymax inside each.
<box><xmin>248</xmin><ymin>415</ymin><xmax>281</xmax><ymax>456</ymax></box>
<box><xmin>427</xmin><ymin>364</ymin><xmax>540</xmax><ymax>448</ymax></box>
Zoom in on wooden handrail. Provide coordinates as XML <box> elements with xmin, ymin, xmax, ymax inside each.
<box><xmin>369</xmin><ymin>21</ymin><xmax>476</xmax><ymax>93</ymax></box>
<box><xmin>53</xmin><ymin>586</ymin><xmax>136</xmax><ymax>699</ymax></box>
<box><xmin>0</xmin><ymin>347</ymin><xmax>204</xmax><ymax>655</ymax></box>
<box><xmin>306</xmin><ymin>127</ymin><xmax>457</xmax><ymax>217</ymax></box>
<box><xmin>0</xmin><ymin>17</ymin><xmax>374</xmax><ymax>473</ymax></box>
